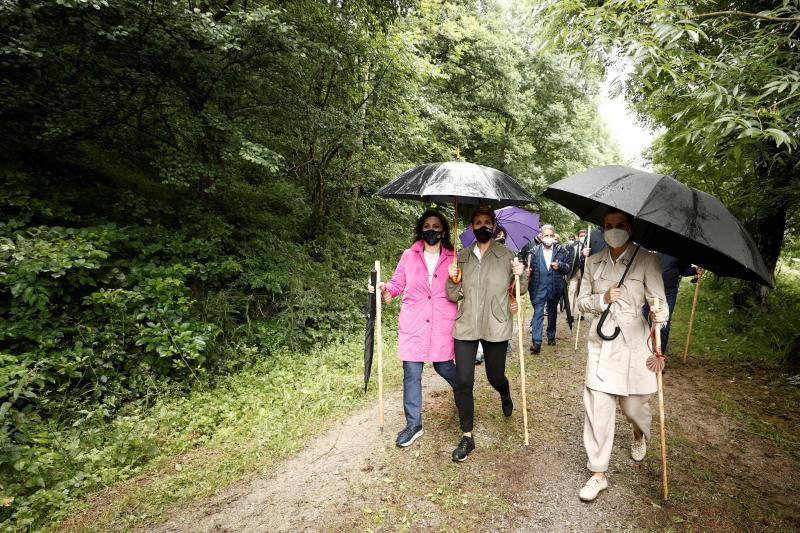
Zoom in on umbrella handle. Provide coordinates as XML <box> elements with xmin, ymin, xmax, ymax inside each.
<box><xmin>596</xmin><ymin>307</ymin><xmax>620</xmax><ymax>341</ymax></box>
<box><xmin>595</xmin><ymin>244</ymin><xmax>641</xmax><ymax>341</ymax></box>
<box><xmin>450</xmin><ymin>198</ymin><xmax>462</xmax><ymax>283</ymax></box>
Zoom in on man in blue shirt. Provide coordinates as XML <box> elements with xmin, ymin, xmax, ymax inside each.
<box><xmin>526</xmin><ymin>224</ymin><xmax>571</xmax><ymax>353</ymax></box>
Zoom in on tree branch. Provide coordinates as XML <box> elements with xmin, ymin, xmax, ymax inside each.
<box><xmin>693</xmin><ymin>10</ymin><xmax>800</xmax><ymax>23</ymax></box>
<box><xmin>213</xmin><ymin>0</ymin><xmax>237</xmax><ymax>22</ymax></box>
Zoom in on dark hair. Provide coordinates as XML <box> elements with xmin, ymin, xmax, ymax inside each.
<box><xmin>413</xmin><ymin>209</ymin><xmax>453</xmax><ymax>250</ymax></box>
<box><xmin>470</xmin><ymin>206</ymin><xmax>496</xmax><ymax>225</ymax></box>
<box><xmin>494</xmin><ymin>225</ymin><xmax>506</xmax><ymax>238</ymax></box>
<box><xmin>604</xmin><ymin>207</ymin><xmax>633</xmax><ymax>225</ymax></box>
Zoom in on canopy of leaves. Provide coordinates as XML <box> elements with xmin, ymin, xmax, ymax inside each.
<box><xmin>543</xmin><ymin>0</ymin><xmax>800</xmax><ymax>277</ymax></box>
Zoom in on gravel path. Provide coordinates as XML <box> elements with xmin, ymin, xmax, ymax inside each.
<box><xmin>154</xmin><ymin>312</ymin><xmax>800</xmax><ymax>531</ymax></box>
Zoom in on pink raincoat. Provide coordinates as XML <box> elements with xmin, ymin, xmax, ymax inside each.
<box><xmin>383</xmin><ymin>240</ymin><xmax>457</xmax><ymax>362</ymax></box>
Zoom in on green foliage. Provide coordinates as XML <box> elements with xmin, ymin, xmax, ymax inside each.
<box><xmin>543</xmin><ymin>0</ymin><xmax>800</xmax><ymax>276</ymax></box>
<box><xmin>0</xmin><ymin>0</ymin><xmax>617</xmax><ymax>528</ymax></box>
<box><xmin>671</xmin><ymin>266</ymin><xmax>800</xmax><ymax>367</ymax></box>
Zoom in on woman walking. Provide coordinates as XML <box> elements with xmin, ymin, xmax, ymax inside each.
<box><xmin>372</xmin><ymin>210</ymin><xmax>459</xmax><ymax>448</ymax></box>
<box><xmin>446</xmin><ymin>207</ymin><xmax>526</xmax><ymax>462</ymax></box>
<box><xmin>575</xmin><ymin>208</ymin><xmax>668</xmax><ymax>501</ymax></box>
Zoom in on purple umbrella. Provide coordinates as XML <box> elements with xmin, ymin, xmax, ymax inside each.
<box><xmin>460</xmin><ymin>206</ymin><xmax>540</xmax><ymax>251</ymax></box>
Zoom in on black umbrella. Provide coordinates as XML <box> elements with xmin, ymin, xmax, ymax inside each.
<box><xmin>542</xmin><ymin>165</ymin><xmax>772</xmax><ymax>287</ymax></box>
<box><xmin>561</xmin><ymin>278</ymin><xmax>574</xmax><ymax>330</ymax></box>
<box><xmin>377</xmin><ymin>160</ymin><xmax>535</xmax><ymax>282</ymax></box>
<box><xmin>376</xmin><ymin>161</ymin><xmax>535</xmax><ymax>205</ymax></box>
<box><xmin>363</xmin><ymin>268</ymin><xmax>377</xmax><ymax>393</ymax></box>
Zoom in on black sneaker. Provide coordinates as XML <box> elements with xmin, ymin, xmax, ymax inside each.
<box><xmin>396</xmin><ymin>425</ymin><xmax>424</xmax><ymax>448</ymax></box>
<box><xmin>531</xmin><ymin>343</ymin><xmax>541</xmax><ymax>354</ymax></box>
<box><xmin>501</xmin><ymin>395</ymin><xmax>513</xmax><ymax>417</ymax></box>
<box><xmin>548</xmin><ymin>339</ymin><xmax>556</xmax><ymax>346</ymax></box>
<box><xmin>452</xmin><ymin>435</ymin><xmax>475</xmax><ymax>462</ymax></box>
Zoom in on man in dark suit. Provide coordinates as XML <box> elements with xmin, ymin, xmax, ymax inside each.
<box><xmin>644</xmin><ymin>252</ymin><xmax>705</xmax><ymax>354</ymax></box>
<box><xmin>526</xmin><ymin>224</ymin><xmax>571</xmax><ymax>353</ymax></box>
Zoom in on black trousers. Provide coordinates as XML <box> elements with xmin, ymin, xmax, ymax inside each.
<box><xmin>454</xmin><ymin>339</ymin><xmax>511</xmax><ymax>433</ymax></box>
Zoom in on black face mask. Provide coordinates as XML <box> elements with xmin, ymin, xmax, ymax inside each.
<box><xmin>495</xmin><ymin>237</ymin><xmax>506</xmax><ymax>245</ymax></box>
<box><xmin>422</xmin><ymin>229</ymin><xmax>443</xmax><ymax>245</ymax></box>
<box><xmin>474</xmin><ymin>226</ymin><xmax>494</xmax><ymax>243</ymax></box>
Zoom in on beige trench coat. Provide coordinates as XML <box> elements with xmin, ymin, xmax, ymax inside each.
<box><xmin>576</xmin><ymin>244</ymin><xmax>667</xmax><ymax>396</ymax></box>
<box><xmin>446</xmin><ymin>241</ymin><xmax>528</xmax><ymax>342</ymax></box>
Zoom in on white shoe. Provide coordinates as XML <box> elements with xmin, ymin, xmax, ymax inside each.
<box><xmin>579</xmin><ymin>476</ymin><xmax>608</xmax><ymax>502</ymax></box>
<box><xmin>631</xmin><ymin>436</ymin><xmax>646</xmax><ymax>461</ymax></box>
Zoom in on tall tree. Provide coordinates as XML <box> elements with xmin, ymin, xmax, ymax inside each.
<box><xmin>544</xmin><ymin>0</ymin><xmax>800</xmax><ymax>281</ymax></box>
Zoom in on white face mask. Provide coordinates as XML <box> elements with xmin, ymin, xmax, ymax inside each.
<box><xmin>604</xmin><ymin>228</ymin><xmax>630</xmax><ymax>248</ymax></box>
<box><xmin>542</xmin><ymin>236</ymin><xmax>554</xmax><ymax>247</ymax></box>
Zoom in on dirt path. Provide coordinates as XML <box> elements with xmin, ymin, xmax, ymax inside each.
<box><xmin>155</xmin><ymin>314</ymin><xmax>800</xmax><ymax>532</ymax></box>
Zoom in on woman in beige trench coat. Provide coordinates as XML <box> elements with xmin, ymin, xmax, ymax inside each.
<box><xmin>575</xmin><ymin>208</ymin><xmax>668</xmax><ymax>502</ymax></box>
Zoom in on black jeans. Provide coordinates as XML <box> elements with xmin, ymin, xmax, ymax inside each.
<box><xmin>454</xmin><ymin>339</ymin><xmax>511</xmax><ymax>433</ymax></box>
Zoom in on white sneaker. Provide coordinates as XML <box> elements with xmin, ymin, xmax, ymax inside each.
<box><xmin>579</xmin><ymin>476</ymin><xmax>608</xmax><ymax>502</ymax></box>
<box><xmin>631</xmin><ymin>436</ymin><xmax>646</xmax><ymax>462</ymax></box>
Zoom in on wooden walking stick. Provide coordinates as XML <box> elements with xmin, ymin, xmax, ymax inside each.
<box><xmin>374</xmin><ymin>260</ymin><xmax>384</xmax><ymax>431</ymax></box>
<box><xmin>682</xmin><ymin>272</ymin><xmax>703</xmax><ymax>363</ymax></box>
<box><xmin>647</xmin><ymin>298</ymin><xmax>670</xmax><ymax>501</ymax></box>
<box><xmin>515</xmin><ymin>265</ymin><xmax>530</xmax><ymax>446</ymax></box>
<box><xmin>574</xmin><ymin>224</ymin><xmax>591</xmax><ymax>350</ymax></box>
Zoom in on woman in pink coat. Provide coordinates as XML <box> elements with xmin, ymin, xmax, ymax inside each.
<box><xmin>372</xmin><ymin>209</ymin><xmax>458</xmax><ymax>448</ymax></box>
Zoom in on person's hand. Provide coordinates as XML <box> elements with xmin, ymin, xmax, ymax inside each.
<box><xmin>696</xmin><ymin>266</ymin><xmax>706</xmax><ymax>278</ymax></box>
<box><xmin>551</xmin><ymin>261</ymin><xmax>559</xmax><ymax>271</ymax></box>
<box><xmin>511</xmin><ymin>257</ymin><xmax>524</xmax><ymax>276</ymax></box>
<box><xmin>448</xmin><ymin>263</ymin><xmax>459</xmax><ymax>279</ymax></box>
<box><xmin>509</xmin><ymin>300</ymin><xmax>519</xmax><ymax>314</ymax></box>
<box><xmin>603</xmin><ymin>287</ymin><xmax>621</xmax><ymax>305</ymax></box>
<box><xmin>367</xmin><ymin>281</ymin><xmax>387</xmax><ymax>293</ymax></box>
<box><xmin>650</xmin><ymin>305</ymin><xmax>668</xmax><ymax>324</ymax></box>
<box><xmin>582</xmin><ymin>247</ymin><xmax>591</xmax><ymax>257</ymax></box>
<box><xmin>368</xmin><ymin>282</ymin><xmax>391</xmax><ymax>303</ymax></box>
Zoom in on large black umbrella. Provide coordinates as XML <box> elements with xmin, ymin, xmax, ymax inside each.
<box><xmin>376</xmin><ymin>161</ymin><xmax>535</xmax><ymax>205</ymax></box>
<box><xmin>542</xmin><ymin>165</ymin><xmax>771</xmax><ymax>287</ymax></box>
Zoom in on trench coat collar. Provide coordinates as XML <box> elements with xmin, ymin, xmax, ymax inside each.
<box><xmin>600</xmin><ymin>241</ymin><xmax>637</xmax><ymax>267</ymax></box>
<box><xmin>461</xmin><ymin>240</ymin><xmax>504</xmax><ymax>262</ymax></box>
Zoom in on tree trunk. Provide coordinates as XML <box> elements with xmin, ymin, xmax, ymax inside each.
<box><xmin>350</xmin><ymin>58</ymin><xmax>370</xmax><ymax>220</ymax></box>
<box><xmin>737</xmin><ymin>156</ymin><xmax>794</xmax><ymax>308</ymax></box>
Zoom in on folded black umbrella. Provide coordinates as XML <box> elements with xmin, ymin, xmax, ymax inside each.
<box><xmin>542</xmin><ymin>165</ymin><xmax>772</xmax><ymax>288</ymax></box>
<box><xmin>363</xmin><ymin>268</ymin><xmax>377</xmax><ymax>393</ymax></box>
<box><xmin>561</xmin><ymin>279</ymin><xmax>574</xmax><ymax>330</ymax></box>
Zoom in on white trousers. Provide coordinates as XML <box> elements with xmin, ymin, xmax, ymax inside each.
<box><xmin>583</xmin><ymin>386</ymin><xmax>652</xmax><ymax>472</ymax></box>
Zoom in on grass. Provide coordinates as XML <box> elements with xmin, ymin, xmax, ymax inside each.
<box><xmin>669</xmin><ymin>264</ymin><xmax>800</xmax><ymax>367</ymax></box>
<box><xmin>36</xmin><ymin>270</ymin><xmax>800</xmax><ymax>531</ymax></box>
<box><xmin>49</xmin><ymin>331</ymin><xmax>403</xmax><ymax>531</ymax></box>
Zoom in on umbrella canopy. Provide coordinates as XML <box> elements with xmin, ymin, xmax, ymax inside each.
<box><xmin>363</xmin><ymin>268</ymin><xmax>377</xmax><ymax>393</ymax></box>
<box><xmin>376</xmin><ymin>161</ymin><xmax>535</xmax><ymax>205</ymax></box>
<box><xmin>460</xmin><ymin>206</ymin><xmax>540</xmax><ymax>251</ymax></box>
<box><xmin>542</xmin><ymin>165</ymin><xmax>772</xmax><ymax>287</ymax></box>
